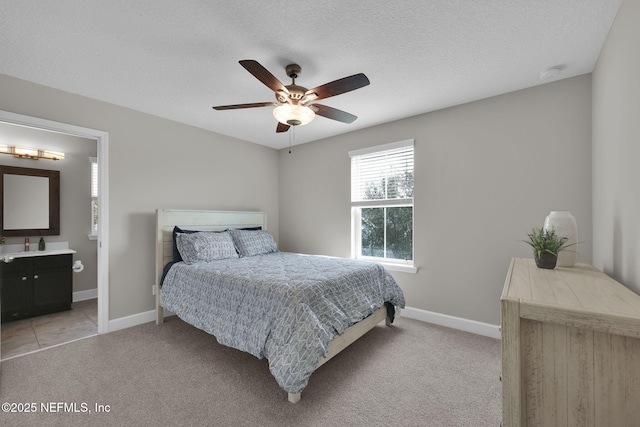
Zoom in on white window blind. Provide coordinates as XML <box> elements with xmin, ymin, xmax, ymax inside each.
<box><xmin>90</xmin><ymin>157</ymin><xmax>98</xmax><ymax>235</ymax></box>
<box><xmin>90</xmin><ymin>157</ymin><xmax>98</xmax><ymax>198</ymax></box>
<box><xmin>350</xmin><ymin>139</ymin><xmax>414</xmax><ymax>206</ymax></box>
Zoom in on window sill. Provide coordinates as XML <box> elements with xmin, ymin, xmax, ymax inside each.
<box><xmin>88</xmin><ymin>234</ymin><xmax>98</xmax><ymax>241</ymax></box>
<box><xmin>380</xmin><ymin>262</ymin><xmax>418</xmax><ymax>274</ymax></box>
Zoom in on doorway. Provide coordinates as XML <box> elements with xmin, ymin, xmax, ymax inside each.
<box><xmin>0</xmin><ymin>110</ymin><xmax>109</xmax><ymax>361</ymax></box>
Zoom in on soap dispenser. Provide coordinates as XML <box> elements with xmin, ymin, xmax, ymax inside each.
<box><xmin>39</xmin><ymin>237</ymin><xmax>46</xmax><ymax>251</ymax></box>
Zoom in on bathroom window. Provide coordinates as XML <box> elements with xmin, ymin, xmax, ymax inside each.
<box><xmin>90</xmin><ymin>157</ymin><xmax>98</xmax><ymax>238</ymax></box>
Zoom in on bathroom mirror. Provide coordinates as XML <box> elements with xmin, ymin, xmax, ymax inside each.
<box><xmin>0</xmin><ymin>165</ymin><xmax>60</xmax><ymax>236</ymax></box>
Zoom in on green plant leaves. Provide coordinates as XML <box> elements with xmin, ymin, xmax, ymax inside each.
<box><xmin>523</xmin><ymin>226</ymin><xmax>575</xmax><ymax>257</ymax></box>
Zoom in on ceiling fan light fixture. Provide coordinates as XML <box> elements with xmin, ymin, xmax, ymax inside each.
<box><xmin>273</xmin><ymin>103</ymin><xmax>315</xmax><ymax>126</ymax></box>
<box><xmin>213</xmin><ymin>60</ymin><xmax>369</xmax><ymax>133</ymax></box>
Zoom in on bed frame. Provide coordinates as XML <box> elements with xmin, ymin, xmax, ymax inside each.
<box><xmin>155</xmin><ymin>208</ymin><xmax>391</xmax><ymax>403</ymax></box>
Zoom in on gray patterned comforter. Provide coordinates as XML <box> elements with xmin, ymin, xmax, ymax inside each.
<box><xmin>161</xmin><ymin>251</ymin><xmax>405</xmax><ymax>394</ymax></box>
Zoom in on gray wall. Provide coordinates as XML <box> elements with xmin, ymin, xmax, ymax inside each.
<box><xmin>0</xmin><ymin>122</ymin><xmax>98</xmax><ymax>293</ymax></box>
<box><xmin>592</xmin><ymin>0</ymin><xmax>640</xmax><ymax>293</ymax></box>
<box><xmin>0</xmin><ymin>74</ymin><xmax>280</xmax><ymax>320</ymax></box>
<box><xmin>279</xmin><ymin>75</ymin><xmax>593</xmax><ymax>325</ymax></box>
<box><xmin>0</xmin><ymin>65</ymin><xmax>597</xmax><ymax>326</ymax></box>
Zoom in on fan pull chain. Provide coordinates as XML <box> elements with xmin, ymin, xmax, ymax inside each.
<box><xmin>289</xmin><ymin>126</ymin><xmax>295</xmax><ymax>154</ymax></box>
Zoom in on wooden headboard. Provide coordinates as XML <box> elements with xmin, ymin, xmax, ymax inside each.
<box><xmin>155</xmin><ymin>209</ymin><xmax>267</xmax><ymax>322</ymax></box>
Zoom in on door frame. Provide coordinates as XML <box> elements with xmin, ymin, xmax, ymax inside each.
<box><xmin>0</xmin><ymin>110</ymin><xmax>109</xmax><ymax>334</ymax></box>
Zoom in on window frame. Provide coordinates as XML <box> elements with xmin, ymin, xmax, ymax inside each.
<box><xmin>349</xmin><ymin>139</ymin><xmax>417</xmax><ymax>273</ymax></box>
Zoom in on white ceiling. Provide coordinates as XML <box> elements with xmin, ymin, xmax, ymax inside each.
<box><xmin>0</xmin><ymin>1</ymin><xmax>622</xmax><ymax>150</ymax></box>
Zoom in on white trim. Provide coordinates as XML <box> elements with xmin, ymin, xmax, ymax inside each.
<box><xmin>401</xmin><ymin>306</ymin><xmax>501</xmax><ymax>339</ymax></box>
<box><xmin>0</xmin><ymin>110</ymin><xmax>109</xmax><ymax>334</ymax></box>
<box><xmin>96</xmin><ymin>129</ymin><xmax>109</xmax><ymax>334</ymax></box>
<box><xmin>381</xmin><ymin>262</ymin><xmax>418</xmax><ymax>273</ymax></box>
<box><xmin>108</xmin><ymin>310</ymin><xmax>156</xmax><ymax>332</ymax></box>
<box><xmin>348</xmin><ymin>138</ymin><xmax>414</xmax><ymax>158</ymax></box>
<box><xmin>73</xmin><ymin>288</ymin><xmax>98</xmax><ymax>302</ymax></box>
<box><xmin>351</xmin><ymin>198</ymin><xmax>413</xmax><ymax>208</ymax></box>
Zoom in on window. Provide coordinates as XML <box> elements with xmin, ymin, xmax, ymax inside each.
<box><xmin>350</xmin><ymin>140</ymin><xmax>414</xmax><ymax>268</ymax></box>
<box><xmin>90</xmin><ymin>156</ymin><xmax>98</xmax><ymax>237</ymax></box>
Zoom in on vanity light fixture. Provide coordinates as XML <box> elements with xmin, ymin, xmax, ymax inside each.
<box><xmin>0</xmin><ymin>145</ymin><xmax>65</xmax><ymax>161</ymax></box>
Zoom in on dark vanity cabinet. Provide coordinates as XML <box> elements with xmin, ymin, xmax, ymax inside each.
<box><xmin>1</xmin><ymin>254</ymin><xmax>72</xmax><ymax>323</ymax></box>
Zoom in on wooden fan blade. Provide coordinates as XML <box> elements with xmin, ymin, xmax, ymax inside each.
<box><xmin>306</xmin><ymin>73</ymin><xmax>370</xmax><ymax>101</ymax></box>
<box><xmin>212</xmin><ymin>102</ymin><xmax>276</xmax><ymax>110</ymax></box>
<box><xmin>311</xmin><ymin>104</ymin><xmax>358</xmax><ymax>123</ymax></box>
<box><xmin>276</xmin><ymin>122</ymin><xmax>290</xmax><ymax>133</ymax></box>
<box><xmin>239</xmin><ymin>60</ymin><xmax>289</xmax><ymax>94</ymax></box>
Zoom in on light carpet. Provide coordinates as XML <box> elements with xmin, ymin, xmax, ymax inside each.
<box><xmin>0</xmin><ymin>315</ymin><xmax>501</xmax><ymax>426</ymax></box>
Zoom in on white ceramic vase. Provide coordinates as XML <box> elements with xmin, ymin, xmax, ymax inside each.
<box><xmin>543</xmin><ymin>211</ymin><xmax>578</xmax><ymax>267</ymax></box>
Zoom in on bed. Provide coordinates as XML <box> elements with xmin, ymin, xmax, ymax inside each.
<box><xmin>155</xmin><ymin>209</ymin><xmax>405</xmax><ymax>403</ymax></box>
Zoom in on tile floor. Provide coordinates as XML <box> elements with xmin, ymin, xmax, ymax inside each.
<box><xmin>1</xmin><ymin>298</ymin><xmax>98</xmax><ymax>360</ymax></box>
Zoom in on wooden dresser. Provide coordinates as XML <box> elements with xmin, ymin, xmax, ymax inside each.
<box><xmin>500</xmin><ymin>257</ymin><xmax>640</xmax><ymax>427</ymax></box>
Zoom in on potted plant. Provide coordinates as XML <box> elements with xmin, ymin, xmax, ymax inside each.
<box><xmin>523</xmin><ymin>226</ymin><xmax>574</xmax><ymax>269</ymax></box>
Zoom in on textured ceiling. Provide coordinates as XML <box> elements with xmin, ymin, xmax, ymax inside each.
<box><xmin>0</xmin><ymin>1</ymin><xmax>622</xmax><ymax>149</ymax></box>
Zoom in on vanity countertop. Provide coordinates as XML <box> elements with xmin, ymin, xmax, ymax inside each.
<box><xmin>1</xmin><ymin>249</ymin><xmax>76</xmax><ymax>259</ymax></box>
<box><xmin>1</xmin><ymin>242</ymin><xmax>75</xmax><ymax>259</ymax></box>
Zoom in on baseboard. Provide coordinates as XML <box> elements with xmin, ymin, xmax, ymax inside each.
<box><xmin>108</xmin><ymin>309</ymin><xmax>156</xmax><ymax>332</ymax></box>
<box><xmin>106</xmin><ymin>305</ymin><xmax>499</xmax><ymax>339</ymax></box>
<box><xmin>401</xmin><ymin>306</ymin><xmax>501</xmax><ymax>339</ymax></box>
<box><xmin>73</xmin><ymin>288</ymin><xmax>98</xmax><ymax>302</ymax></box>
<box><xmin>107</xmin><ymin>308</ymin><xmax>175</xmax><ymax>332</ymax></box>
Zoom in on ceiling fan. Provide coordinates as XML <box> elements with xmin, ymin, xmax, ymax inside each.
<box><xmin>212</xmin><ymin>60</ymin><xmax>370</xmax><ymax>133</ymax></box>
